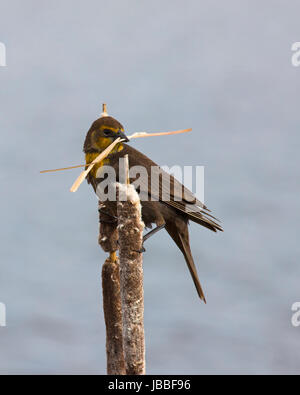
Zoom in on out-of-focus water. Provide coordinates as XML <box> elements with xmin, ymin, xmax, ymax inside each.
<box><xmin>0</xmin><ymin>0</ymin><xmax>300</xmax><ymax>374</ymax></box>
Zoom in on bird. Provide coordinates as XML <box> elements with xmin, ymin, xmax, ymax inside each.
<box><xmin>83</xmin><ymin>115</ymin><xmax>222</xmax><ymax>303</ymax></box>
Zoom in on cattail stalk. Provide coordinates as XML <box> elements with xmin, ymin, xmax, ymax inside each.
<box><xmin>117</xmin><ymin>155</ymin><xmax>146</xmax><ymax>375</ymax></box>
<box><xmin>99</xmin><ymin>201</ymin><xmax>126</xmax><ymax>375</ymax></box>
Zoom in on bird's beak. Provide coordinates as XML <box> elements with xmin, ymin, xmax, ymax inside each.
<box><xmin>116</xmin><ymin>130</ymin><xmax>130</xmax><ymax>142</ymax></box>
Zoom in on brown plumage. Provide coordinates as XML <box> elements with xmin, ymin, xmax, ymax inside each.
<box><xmin>84</xmin><ymin>116</ymin><xmax>223</xmax><ymax>303</ymax></box>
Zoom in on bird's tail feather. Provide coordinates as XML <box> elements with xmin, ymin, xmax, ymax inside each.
<box><xmin>165</xmin><ymin>222</ymin><xmax>206</xmax><ymax>303</ymax></box>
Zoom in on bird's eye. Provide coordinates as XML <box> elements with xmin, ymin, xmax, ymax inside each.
<box><xmin>103</xmin><ymin>129</ymin><xmax>111</xmax><ymax>136</ymax></box>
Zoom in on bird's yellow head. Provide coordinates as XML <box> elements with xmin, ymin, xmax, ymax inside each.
<box><xmin>83</xmin><ymin>116</ymin><xmax>129</xmax><ymax>154</ymax></box>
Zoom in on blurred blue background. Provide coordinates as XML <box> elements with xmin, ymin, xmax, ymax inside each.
<box><xmin>0</xmin><ymin>0</ymin><xmax>299</xmax><ymax>374</ymax></box>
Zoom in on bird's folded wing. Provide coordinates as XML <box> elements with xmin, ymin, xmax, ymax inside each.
<box><xmin>105</xmin><ymin>145</ymin><xmax>222</xmax><ymax>232</ymax></box>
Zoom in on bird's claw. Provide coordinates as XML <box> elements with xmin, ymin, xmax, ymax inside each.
<box><xmin>98</xmin><ymin>208</ymin><xmax>118</xmax><ymax>224</ymax></box>
<box><xmin>133</xmin><ymin>245</ymin><xmax>146</xmax><ymax>253</ymax></box>
<box><xmin>100</xmin><ymin>218</ymin><xmax>118</xmax><ymax>224</ymax></box>
<box><xmin>117</xmin><ymin>239</ymin><xmax>145</xmax><ymax>253</ymax></box>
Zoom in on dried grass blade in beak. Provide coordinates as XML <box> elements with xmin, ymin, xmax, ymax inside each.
<box><xmin>128</xmin><ymin>128</ymin><xmax>192</xmax><ymax>139</ymax></box>
<box><xmin>70</xmin><ymin>137</ymin><xmax>122</xmax><ymax>192</ymax></box>
<box><xmin>40</xmin><ymin>164</ymin><xmax>87</xmax><ymax>173</ymax></box>
<box><xmin>40</xmin><ymin>128</ymin><xmax>192</xmax><ymax>176</ymax></box>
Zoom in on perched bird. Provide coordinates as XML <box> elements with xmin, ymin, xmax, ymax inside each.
<box><xmin>83</xmin><ymin>116</ymin><xmax>222</xmax><ymax>303</ymax></box>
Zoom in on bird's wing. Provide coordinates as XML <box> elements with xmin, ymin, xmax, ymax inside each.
<box><xmin>107</xmin><ymin>145</ymin><xmax>222</xmax><ymax>232</ymax></box>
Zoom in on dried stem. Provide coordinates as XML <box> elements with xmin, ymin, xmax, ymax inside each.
<box><xmin>101</xmin><ymin>103</ymin><xmax>108</xmax><ymax>117</ymax></box>
<box><xmin>117</xmin><ymin>155</ymin><xmax>145</xmax><ymax>375</ymax></box>
<box><xmin>40</xmin><ymin>128</ymin><xmax>192</xmax><ymax>175</ymax></box>
<box><xmin>99</xmin><ymin>202</ymin><xmax>126</xmax><ymax>375</ymax></box>
<box><xmin>70</xmin><ymin>137</ymin><xmax>122</xmax><ymax>192</ymax></box>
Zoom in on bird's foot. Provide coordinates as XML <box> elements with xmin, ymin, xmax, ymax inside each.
<box><xmin>100</xmin><ymin>218</ymin><xmax>118</xmax><ymax>224</ymax></box>
<box><xmin>98</xmin><ymin>208</ymin><xmax>118</xmax><ymax>224</ymax></box>
<box><xmin>109</xmin><ymin>251</ymin><xmax>118</xmax><ymax>262</ymax></box>
<box><xmin>133</xmin><ymin>245</ymin><xmax>146</xmax><ymax>254</ymax></box>
<box><xmin>117</xmin><ymin>238</ymin><xmax>146</xmax><ymax>253</ymax></box>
